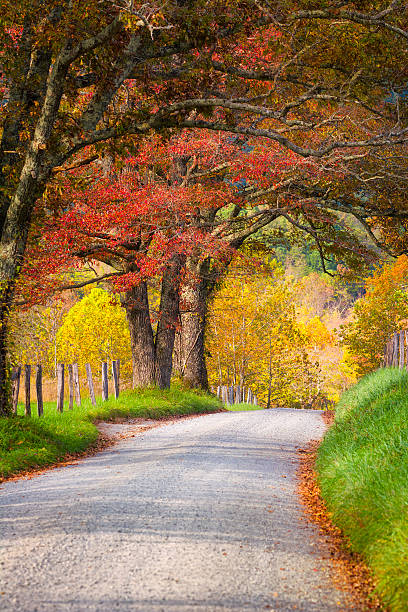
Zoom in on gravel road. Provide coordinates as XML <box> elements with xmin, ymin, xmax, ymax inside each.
<box><xmin>0</xmin><ymin>409</ymin><xmax>353</xmax><ymax>611</ymax></box>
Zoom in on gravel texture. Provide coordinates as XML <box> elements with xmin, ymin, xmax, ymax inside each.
<box><xmin>0</xmin><ymin>408</ymin><xmax>353</xmax><ymax>611</ymax></box>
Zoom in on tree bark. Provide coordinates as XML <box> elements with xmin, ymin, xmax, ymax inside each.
<box><xmin>0</xmin><ymin>293</ymin><xmax>13</xmax><ymax>415</ymax></box>
<box><xmin>179</xmin><ymin>258</ymin><xmax>211</xmax><ymax>389</ymax></box>
<box><xmin>155</xmin><ymin>254</ymin><xmax>184</xmax><ymax>389</ymax></box>
<box><xmin>123</xmin><ymin>282</ymin><xmax>156</xmax><ymax>388</ymax></box>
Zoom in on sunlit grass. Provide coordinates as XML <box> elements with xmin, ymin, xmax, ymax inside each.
<box><xmin>0</xmin><ymin>386</ymin><xmax>221</xmax><ymax>480</ymax></box>
<box><xmin>316</xmin><ymin>367</ymin><xmax>408</xmax><ymax>610</ymax></box>
<box><xmin>225</xmin><ymin>402</ymin><xmax>263</xmax><ymax>411</ymax></box>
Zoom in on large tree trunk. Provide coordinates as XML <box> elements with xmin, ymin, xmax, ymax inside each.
<box><xmin>123</xmin><ymin>282</ymin><xmax>156</xmax><ymax>388</ymax></box>
<box><xmin>155</xmin><ymin>254</ymin><xmax>184</xmax><ymax>389</ymax></box>
<box><xmin>0</xmin><ymin>283</ymin><xmax>14</xmax><ymax>416</ymax></box>
<box><xmin>179</xmin><ymin>258</ymin><xmax>211</xmax><ymax>389</ymax></box>
<box><xmin>0</xmin><ymin>179</ymin><xmax>45</xmax><ymax>415</ymax></box>
<box><xmin>0</xmin><ymin>42</ymin><xmax>68</xmax><ymax>415</ymax></box>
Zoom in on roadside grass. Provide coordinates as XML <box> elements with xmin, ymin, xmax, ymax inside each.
<box><xmin>316</xmin><ymin>367</ymin><xmax>408</xmax><ymax>611</ymax></box>
<box><xmin>0</xmin><ymin>386</ymin><xmax>221</xmax><ymax>480</ymax></box>
<box><xmin>225</xmin><ymin>402</ymin><xmax>263</xmax><ymax>411</ymax></box>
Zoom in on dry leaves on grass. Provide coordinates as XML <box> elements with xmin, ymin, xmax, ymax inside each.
<box><xmin>297</xmin><ymin>429</ymin><xmax>383</xmax><ymax>611</ymax></box>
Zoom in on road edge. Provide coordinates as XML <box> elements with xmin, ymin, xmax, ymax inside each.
<box><xmin>0</xmin><ymin>413</ymin><xmax>212</xmax><ymax>486</ymax></box>
<box><xmin>296</xmin><ymin>415</ymin><xmax>383</xmax><ymax>611</ymax></box>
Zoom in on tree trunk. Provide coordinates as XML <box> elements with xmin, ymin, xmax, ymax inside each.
<box><xmin>0</xmin><ymin>169</ymin><xmax>48</xmax><ymax>415</ymax></box>
<box><xmin>179</xmin><ymin>258</ymin><xmax>211</xmax><ymax>389</ymax></box>
<box><xmin>123</xmin><ymin>282</ymin><xmax>156</xmax><ymax>388</ymax></box>
<box><xmin>0</xmin><ymin>293</ymin><xmax>13</xmax><ymax>416</ymax></box>
<box><xmin>155</xmin><ymin>255</ymin><xmax>184</xmax><ymax>389</ymax></box>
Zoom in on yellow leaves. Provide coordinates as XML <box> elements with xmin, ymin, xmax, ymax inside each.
<box><xmin>303</xmin><ymin>316</ymin><xmax>334</xmax><ymax>350</ymax></box>
<box><xmin>342</xmin><ymin>255</ymin><xmax>408</xmax><ymax>376</ymax></box>
<box><xmin>56</xmin><ymin>288</ymin><xmax>131</xmax><ymax>375</ymax></box>
<box><xmin>206</xmin><ymin>258</ymin><xmax>321</xmax><ymax>407</ymax></box>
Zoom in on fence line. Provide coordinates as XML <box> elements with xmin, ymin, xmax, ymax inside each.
<box><xmin>383</xmin><ymin>331</ymin><xmax>408</xmax><ymax>368</ymax></box>
<box><xmin>214</xmin><ymin>384</ymin><xmax>258</xmax><ymax>406</ymax></box>
<box><xmin>11</xmin><ymin>364</ymin><xmax>258</xmax><ymax>416</ymax></box>
<box><xmin>11</xmin><ymin>360</ymin><xmax>121</xmax><ymax>417</ymax></box>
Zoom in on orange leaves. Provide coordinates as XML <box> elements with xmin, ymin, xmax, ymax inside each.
<box><xmin>342</xmin><ymin>256</ymin><xmax>408</xmax><ymax>376</ymax></box>
<box><xmin>297</xmin><ymin>439</ymin><xmax>380</xmax><ymax>610</ymax></box>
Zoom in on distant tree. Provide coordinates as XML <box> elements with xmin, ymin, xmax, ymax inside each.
<box><xmin>342</xmin><ymin>256</ymin><xmax>408</xmax><ymax>376</ymax></box>
<box><xmin>206</xmin><ymin>259</ymin><xmax>323</xmax><ymax>408</ymax></box>
<box><xmin>8</xmin><ymin>300</ymin><xmax>72</xmax><ymax>377</ymax></box>
<box><xmin>56</xmin><ymin>288</ymin><xmax>131</xmax><ymax>376</ymax></box>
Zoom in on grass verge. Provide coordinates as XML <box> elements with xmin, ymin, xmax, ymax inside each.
<box><xmin>0</xmin><ymin>386</ymin><xmax>221</xmax><ymax>480</ymax></box>
<box><xmin>316</xmin><ymin>367</ymin><xmax>408</xmax><ymax>611</ymax></box>
<box><xmin>225</xmin><ymin>402</ymin><xmax>263</xmax><ymax>411</ymax></box>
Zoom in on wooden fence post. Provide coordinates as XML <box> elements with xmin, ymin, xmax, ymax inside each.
<box><xmin>405</xmin><ymin>331</ymin><xmax>408</xmax><ymax>370</ymax></box>
<box><xmin>68</xmin><ymin>364</ymin><xmax>74</xmax><ymax>410</ymax></box>
<box><xmin>386</xmin><ymin>340</ymin><xmax>392</xmax><ymax>366</ymax></box>
<box><xmin>25</xmin><ymin>365</ymin><xmax>31</xmax><ymax>416</ymax></box>
<box><xmin>11</xmin><ymin>366</ymin><xmax>21</xmax><ymax>415</ymax></box>
<box><xmin>234</xmin><ymin>385</ymin><xmax>241</xmax><ymax>404</ymax></box>
<box><xmin>389</xmin><ymin>335</ymin><xmax>394</xmax><ymax>366</ymax></box>
<box><xmin>73</xmin><ymin>363</ymin><xmax>81</xmax><ymax>406</ymax></box>
<box><xmin>112</xmin><ymin>360</ymin><xmax>119</xmax><ymax>399</ymax></box>
<box><xmin>101</xmin><ymin>362</ymin><xmax>108</xmax><ymax>401</ymax></box>
<box><xmin>399</xmin><ymin>331</ymin><xmax>405</xmax><ymax>369</ymax></box>
<box><xmin>393</xmin><ymin>333</ymin><xmax>400</xmax><ymax>367</ymax></box>
<box><xmin>86</xmin><ymin>363</ymin><xmax>96</xmax><ymax>406</ymax></box>
<box><xmin>57</xmin><ymin>363</ymin><xmax>64</xmax><ymax>413</ymax></box>
<box><xmin>36</xmin><ymin>365</ymin><xmax>43</xmax><ymax>417</ymax></box>
<box><xmin>221</xmin><ymin>385</ymin><xmax>227</xmax><ymax>405</ymax></box>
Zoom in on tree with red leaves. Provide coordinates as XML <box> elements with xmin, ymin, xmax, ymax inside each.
<box><xmin>20</xmin><ymin>126</ymin><xmax>384</xmax><ymax>391</ymax></box>
<box><xmin>3</xmin><ymin>2</ymin><xmax>408</xmax><ymax>411</ymax></box>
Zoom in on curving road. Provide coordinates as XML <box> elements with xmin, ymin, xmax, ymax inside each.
<box><xmin>0</xmin><ymin>409</ymin><xmax>353</xmax><ymax>611</ymax></box>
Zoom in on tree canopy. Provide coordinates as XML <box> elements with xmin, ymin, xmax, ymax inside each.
<box><xmin>3</xmin><ymin>1</ymin><xmax>408</xmax><ymax>412</ymax></box>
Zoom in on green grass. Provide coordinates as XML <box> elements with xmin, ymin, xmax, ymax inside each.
<box><xmin>225</xmin><ymin>402</ymin><xmax>263</xmax><ymax>411</ymax></box>
<box><xmin>316</xmin><ymin>367</ymin><xmax>408</xmax><ymax>611</ymax></box>
<box><xmin>0</xmin><ymin>386</ymin><xmax>221</xmax><ymax>480</ymax></box>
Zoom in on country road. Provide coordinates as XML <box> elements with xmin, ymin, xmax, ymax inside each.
<box><xmin>0</xmin><ymin>409</ymin><xmax>353</xmax><ymax>612</ymax></box>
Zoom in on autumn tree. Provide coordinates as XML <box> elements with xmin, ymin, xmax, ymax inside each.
<box><xmin>342</xmin><ymin>256</ymin><xmax>408</xmax><ymax>376</ymax></box>
<box><xmin>18</xmin><ymin>127</ymin><xmax>395</xmax><ymax>392</ymax></box>
<box><xmin>8</xmin><ymin>300</ymin><xmax>71</xmax><ymax>377</ymax></box>
<box><xmin>206</xmin><ymin>258</ymin><xmax>323</xmax><ymax>407</ymax></box>
<box><xmin>56</xmin><ymin>288</ymin><xmax>131</xmax><ymax>375</ymax></box>
<box><xmin>3</xmin><ymin>1</ymin><xmax>408</xmax><ymax>412</ymax></box>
